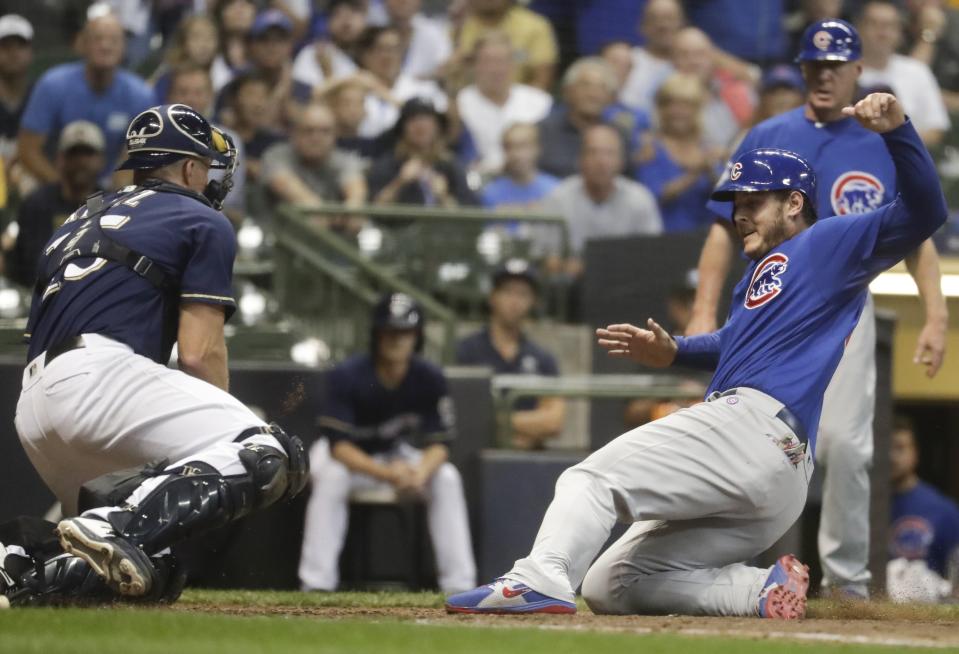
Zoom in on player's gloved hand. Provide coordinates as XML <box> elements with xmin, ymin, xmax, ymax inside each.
<box><xmin>914</xmin><ymin>318</ymin><xmax>947</xmax><ymax>378</ymax></box>
<box><xmin>596</xmin><ymin>318</ymin><xmax>677</xmax><ymax>368</ymax></box>
<box><xmin>841</xmin><ymin>92</ymin><xmax>905</xmax><ymax>134</ymax></box>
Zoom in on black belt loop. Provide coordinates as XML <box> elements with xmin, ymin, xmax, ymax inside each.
<box><xmin>44</xmin><ymin>336</ymin><xmax>85</xmax><ymax>366</ymax></box>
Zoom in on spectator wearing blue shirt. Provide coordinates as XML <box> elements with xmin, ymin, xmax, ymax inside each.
<box><xmin>17</xmin><ymin>12</ymin><xmax>155</xmax><ymax>187</ymax></box>
<box><xmin>456</xmin><ymin>260</ymin><xmax>565</xmax><ymax>450</ymax></box>
<box><xmin>889</xmin><ymin>416</ymin><xmax>959</xmax><ymax>600</ymax></box>
<box><xmin>634</xmin><ymin>74</ymin><xmax>718</xmax><ymax>233</ymax></box>
<box><xmin>482</xmin><ymin>123</ymin><xmax>558</xmax><ymax>212</ymax></box>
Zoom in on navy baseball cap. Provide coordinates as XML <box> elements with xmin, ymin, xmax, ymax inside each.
<box><xmin>250</xmin><ymin>9</ymin><xmax>293</xmax><ymax>38</ymax></box>
<box><xmin>492</xmin><ymin>258</ymin><xmax>540</xmax><ymax>291</ymax></box>
<box><xmin>712</xmin><ymin>148</ymin><xmax>818</xmax><ymax>216</ymax></box>
<box><xmin>796</xmin><ymin>19</ymin><xmax>862</xmax><ymax>63</ymax></box>
<box><xmin>760</xmin><ymin>65</ymin><xmax>805</xmax><ymax>94</ymax></box>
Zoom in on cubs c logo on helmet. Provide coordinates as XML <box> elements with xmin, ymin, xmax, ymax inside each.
<box><xmin>730</xmin><ymin>162</ymin><xmax>743</xmax><ymax>181</ymax></box>
<box><xmin>831</xmin><ymin>171</ymin><xmax>884</xmax><ymax>215</ymax></box>
<box><xmin>745</xmin><ymin>253</ymin><xmax>789</xmax><ymax>310</ymax></box>
<box><xmin>813</xmin><ymin>30</ymin><xmax>833</xmax><ymax>50</ymax></box>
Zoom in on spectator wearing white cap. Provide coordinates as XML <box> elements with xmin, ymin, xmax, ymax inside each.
<box><xmin>6</xmin><ymin>121</ymin><xmax>105</xmax><ymax>287</ymax></box>
<box><xmin>17</xmin><ymin>11</ymin><xmax>154</xmax><ymax>187</ymax></box>
<box><xmin>0</xmin><ymin>14</ymin><xmax>33</xmax><ymax>168</ymax></box>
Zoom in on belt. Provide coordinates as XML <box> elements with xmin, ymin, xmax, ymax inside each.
<box><xmin>713</xmin><ymin>388</ymin><xmax>809</xmax><ymax>446</ymax></box>
<box><xmin>44</xmin><ymin>336</ymin><xmax>85</xmax><ymax>366</ymax></box>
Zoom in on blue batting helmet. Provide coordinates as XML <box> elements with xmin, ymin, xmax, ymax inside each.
<box><xmin>796</xmin><ymin>19</ymin><xmax>861</xmax><ymax>63</ymax></box>
<box><xmin>712</xmin><ymin>148</ymin><xmax>817</xmax><ymax>216</ymax></box>
<box><xmin>117</xmin><ymin>104</ymin><xmax>234</xmax><ymax>171</ymax></box>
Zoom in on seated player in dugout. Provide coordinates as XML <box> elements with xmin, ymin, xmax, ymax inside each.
<box><xmin>299</xmin><ymin>293</ymin><xmax>476</xmax><ymax>593</ymax></box>
<box><xmin>456</xmin><ymin>259</ymin><xmax>565</xmax><ymax>449</ymax></box>
<box><xmin>888</xmin><ymin>415</ymin><xmax>959</xmax><ymax>603</ymax></box>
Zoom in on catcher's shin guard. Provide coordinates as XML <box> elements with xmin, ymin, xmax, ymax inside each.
<box><xmin>108</xmin><ymin>427</ymin><xmax>308</xmax><ymax>555</ymax></box>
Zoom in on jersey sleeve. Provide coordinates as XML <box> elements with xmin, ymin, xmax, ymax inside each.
<box><xmin>317</xmin><ymin>366</ymin><xmax>357</xmax><ymax>446</ymax></box>
<box><xmin>179</xmin><ymin>212</ymin><xmax>237</xmax><ymax>318</ymax></box>
<box><xmin>674</xmin><ymin>329</ymin><xmax>723</xmax><ymax>370</ymax></box>
<box><xmin>812</xmin><ymin>120</ymin><xmax>948</xmax><ymax>291</ymax></box>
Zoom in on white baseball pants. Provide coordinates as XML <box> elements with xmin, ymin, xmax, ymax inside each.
<box><xmin>816</xmin><ymin>293</ymin><xmax>876</xmax><ymax>595</ymax></box>
<box><xmin>506</xmin><ymin>388</ymin><xmax>813</xmax><ymax>616</ymax></box>
<box><xmin>299</xmin><ymin>441</ymin><xmax>477</xmax><ymax>593</ymax></box>
<box><xmin>16</xmin><ymin>334</ymin><xmax>272</xmax><ymax>517</ymax></box>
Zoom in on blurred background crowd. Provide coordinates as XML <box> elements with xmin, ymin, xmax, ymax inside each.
<box><xmin>1</xmin><ymin>0</ymin><xmax>959</xmax><ymax>601</ymax></box>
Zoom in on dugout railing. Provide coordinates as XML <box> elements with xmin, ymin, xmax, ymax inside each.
<box><xmin>271</xmin><ymin>203</ymin><xmax>569</xmax><ymax>363</ymax></box>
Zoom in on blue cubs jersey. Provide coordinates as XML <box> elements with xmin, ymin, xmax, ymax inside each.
<box><xmin>675</xmin><ymin>122</ymin><xmax>946</xmax><ymax>451</ymax></box>
<box><xmin>891</xmin><ymin>481</ymin><xmax>959</xmax><ymax>577</ymax></box>
<box><xmin>318</xmin><ymin>354</ymin><xmax>456</xmax><ymax>455</ymax></box>
<box><xmin>707</xmin><ymin>106</ymin><xmax>898</xmax><ymax>221</ymax></box>
<box><xmin>25</xmin><ymin>185</ymin><xmax>237</xmax><ymax>365</ymax></box>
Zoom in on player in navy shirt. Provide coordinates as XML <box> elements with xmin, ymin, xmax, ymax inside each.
<box><xmin>447</xmin><ymin>93</ymin><xmax>947</xmax><ymax>619</ymax></box>
<box><xmin>456</xmin><ymin>260</ymin><xmax>565</xmax><ymax>449</ymax></box>
<box><xmin>889</xmin><ymin>416</ymin><xmax>959</xmax><ymax>591</ymax></box>
<box><xmin>299</xmin><ymin>293</ymin><xmax>476</xmax><ymax>593</ymax></box>
<box><xmin>11</xmin><ymin>104</ymin><xmax>307</xmax><ymax>605</ymax></box>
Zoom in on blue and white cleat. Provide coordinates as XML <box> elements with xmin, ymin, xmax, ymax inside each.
<box><xmin>758</xmin><ymin>554</ymin><xmax>810</xmax><ymax>620</ymax></box>
<box><xmin>445</xmin><ymin>578</ymin><xmax>576</xmax><ymax>614</ymax></box>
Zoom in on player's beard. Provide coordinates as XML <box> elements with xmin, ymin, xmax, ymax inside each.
<box><xmin>749</xmin><ymin>207</ymin><xmax>792</xmax><ymax>260</ymax></box>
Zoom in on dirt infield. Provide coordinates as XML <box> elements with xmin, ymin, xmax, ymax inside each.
<box><xmin>174</xmin><ymin>602</ymin><xmax>959</xmax><ymax>650</ymax></box>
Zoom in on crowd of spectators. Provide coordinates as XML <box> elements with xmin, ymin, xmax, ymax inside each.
<box><xmin>2</xmin><ymin>0</ymin><xmax>959</xmax><ymax>287</ymax></box>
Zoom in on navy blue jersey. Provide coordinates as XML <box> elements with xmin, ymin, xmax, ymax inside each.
<box><xmin>707</xmin><ymin>107</ymin><xmax>898</xmax><ymax>221</ymax></box>
<box><xmin>891</xmin><ymin>481</ymin><xmax>959</xmax><ymax>577</ymax></box>
<box><xmin>25</xmin><ymin>185</ymin><xmax>237</xmax><ymax>364</ymax></box>
<box><xmin>318</xmin><ymin>354</ymin><xmax>455</xmax><ymax>455</ymax></box>
<box><xmin>456</xmin><ymin>328</ymin><xmax>559</xmax><ymax>411</ymax></box>
<box><xmin>674</xmin><ymin>121</ymin><xmax>946</xmax><ymax>452</ymax></box>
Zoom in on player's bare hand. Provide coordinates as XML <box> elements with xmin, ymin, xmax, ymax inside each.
<box><xmin>841</xmin><ymin>93</ymin><xmax>905</xmax><ymax>133</ymax></box>
<box><xmin>914</xmin><ymin>318</ymin><xmax>947</xmax><ymax>378</ymax></box>
<box><xmin>596</xmin><ymin>318</ymin><xmax>677</xmax><ymax>367</ymax></box>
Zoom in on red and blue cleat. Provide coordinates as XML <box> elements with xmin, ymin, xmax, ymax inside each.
<box><xmin>758</xmin><ymin>554</ymin><xmax>810</xmax><ymax>620</ymax></box>
<box><xmin>445</xmin><ymin>578</ymin><xmax>576</xmax><ymax>614</ymax></box>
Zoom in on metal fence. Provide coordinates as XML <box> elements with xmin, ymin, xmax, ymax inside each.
<box><xmin>271</xmin><ymin>203</ymin><xmax>568</xmax><ymax>363</ymax></box>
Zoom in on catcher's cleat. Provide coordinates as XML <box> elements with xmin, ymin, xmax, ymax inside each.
<box><xmin>758</xmin><ymin>554</ymin><xmax>810</xmax><ymax>619</ymax></box>
<box><xmin>445</xmin><ymin>578</ymin><xmax>576</xmax><ymax>614</ymax></box>
<box><xmin>56</xmin><ymin>517</ymin><xmax>157</xmax><ymax>597</ymax></box>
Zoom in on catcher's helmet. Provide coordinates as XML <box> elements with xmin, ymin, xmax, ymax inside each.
<box><xmin>712</xmin><ymin>148</ymin><xmax>817</xmax><ymax>218</ymax></box>
<box><xmin>796</xmin><ymin>19</ymin><xmax>861</xmax><ymax>63</ymax></box>
<box><xmin>117</xmin><ymin>104</ymin><xmax>234</xmax><ymax>171</ymax></box>
<box><xmin>370</xmin><ymin>292</ymin><xmax>425</xmax><ymax>353</ymax></box>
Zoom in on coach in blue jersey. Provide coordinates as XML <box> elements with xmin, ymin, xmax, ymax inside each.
<box><xmin>12</xmin><ymin>104</ymin><xmax>307</xmax><ymax>603</ymax></box>
<box><xmin>686</xmin><ymin>18</ymin><xmax>948</xmax><ymax>598</ymax></box>
<box><xmin>446</xmin><ymin>92</ymin><xmax>947</xmax><ymax>619</ymax></box>
<box><xmin>299</xmin><ymin>293</ymin><xmax>476</xmax><ymax>593</ymax></box>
